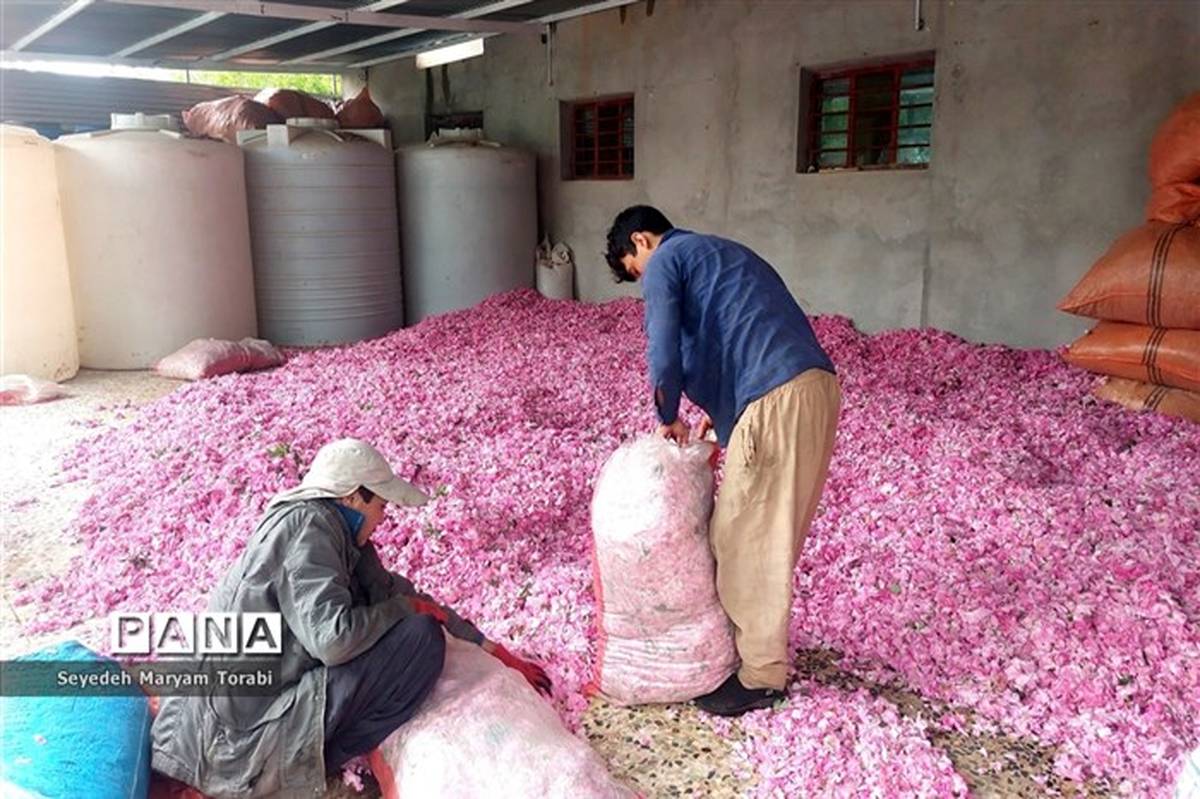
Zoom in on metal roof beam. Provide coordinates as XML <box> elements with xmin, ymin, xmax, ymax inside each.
<box><xmin>207</xmin><ymin>21</ymin><xmax>334</xmax><ymax>62</ymax></box>
<box><xmin>347</xmin><ymin>0</ymin><xmax>643</xmax><ymax>70</ymax></box>
<box><xmin>205</xmin><ymin>0</ymin><xmax>408</xmax><ymax>62</ymax></box>
<box><xmin>112</xmin><ymin>10</ymin><xmax>224</xmax><ymax>57</ymax></box>
<box><xmin>0</xmin><ymin>48</ymin><xmax>347</xmax><ymax>75</ymax></box>
<box><xmin>284</xmin><ymin>0</ymin><xmax>533</xmax><ymax>65</ymax></box>
<box><xmin>537</xmin><ymin>0</ymin><xmax>642</xmax><ymax>24</ymax></box>
<box><xmin>100</xmin><ymin>0</ymin><xmax>537</xmax><ymax>36</ymax></box>
<box><xmin>10</xmin><ymin>0</ymin><xmax>95</xmax><ymax>52</ymax></box>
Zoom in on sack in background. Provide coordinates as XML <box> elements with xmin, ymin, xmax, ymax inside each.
<box><xmin>1148</xmin><ymin>92</ymin><xmax>1200</xmax><ymax>189</ymax></box>
<box><xmin>1093</xmin><ymin>377</ymin><xmax>1200</xmax><ymax>424</ymax></box>
<box><xmin>0</xmin><ymin>374</ymin><xmax>67</xmax><ymax>405</ymax></box>
<box><xmin>253</xmin><ymin>88</ymin><xmax>334</xmax><ymax>121</ymax></box>
<box><xmin>1146</xmin><ymin>93</ymin><xmax>1200</xmax><ymax>224</ymax></box>
<box><xmin>1064</xmin><ymin>321</ymin><xmax>1200</xmax><ymax>393</ymax></box>
<box><xmin>1057</xmin><ymin>221</ymin><xmax>1200</xmax><ymax>329</ymax></box>
<box><xmin>536</xmin><ymin>238</ymin><xmax>575</xmax><ymax>301</ymax></box>
<box><xmin>155</xmin><ymin>338</ymin><xmax>285</xmax><ymax>381</ymax></box>
<box><xmin>335</xmin><ymin>87</ymin><xmax>386</xmax><ymax>129</ymax></box>
<box><xmin>182</xmin><ymin>96</ymin><xmax>281</xmax><ymax>144</ymax></box>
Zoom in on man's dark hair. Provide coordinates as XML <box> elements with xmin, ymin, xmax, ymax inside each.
<box><xmin>604</xmin><ymin>205</ymin><xmax>673</xmax><ymax>283</ymax></box>
<box><xmin>356</xmin><ymin>486</ymin><xmax>376</xmax><ymax>503</ymax></box>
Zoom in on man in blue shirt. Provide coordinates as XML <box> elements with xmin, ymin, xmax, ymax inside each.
<box><xmin>605</xmin><ymin>205</ymin><xmax>841</xmax><ymax>717</ymax></box>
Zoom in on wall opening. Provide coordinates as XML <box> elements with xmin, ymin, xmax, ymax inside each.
<box><xmin>561</xmin><ymin>95</ymin><xmax>634</xmax><ymax>180</ymax></box>
<box><xmin>798</xmin><ymin>54</ymin><xmax>935</xmax><ymax>173</ymax></box>
<box><xmin>425</xmin><ymin>110</ymin><xmax>484</xmax><ymax>140</ymax></box>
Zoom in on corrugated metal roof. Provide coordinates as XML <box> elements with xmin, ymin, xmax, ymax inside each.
<box><xmin>0</xmin><ymin>69</ymin><xmax>237</xmax><ymax>130</ymax></box>
<box><xmin>35</xmin><ymin>4</ymin><xmax>199</xmax><ymax>54</ymax></box>
<box><xmin>0</xmin><ymin>0</ymin><xmax>643</xmax><ymax>73</ymax></box>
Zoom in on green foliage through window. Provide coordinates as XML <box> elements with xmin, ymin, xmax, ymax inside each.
<box><xmin>185</xmin><ymin>71</ymin><xmax>341</xmax><ymax>97</ymax></box>
<box><xmin>802</xmin><ymin>59</ymin><xmax>934</xmax><ymax>173</ymax></box>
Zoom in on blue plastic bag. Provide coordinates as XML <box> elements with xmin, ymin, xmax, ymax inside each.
<box><xmin>1</xmin><ymin>641</ymin><xmax>151</xmax><ymax>799</ymax></box>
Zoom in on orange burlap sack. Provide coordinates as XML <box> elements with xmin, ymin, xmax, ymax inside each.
<box><xmin>1057</xmin><ymin>221</ymin><xmax>1200</xmax><ymax>329</ymax></box>
<box><xmin>1093</xmin><ymin>377</ymin><xmax>1200</xmax><ymax>424</ymax></box>
<box><xmin>1149</xmin><ymin>92</ymin><xmax>1200</xmax><ymax>188</ymax></box>
<box><xmin>1064</xmin><ymin>321</ymin><xmax>1200</xmax><ymax>392</ymax></box>
<box><xmin>253</xmin><ymin>88</ymin><xmax>334</xmax><ymax>121</ymax></box>
<box><xmin>335</xmin><ymin>86</ymin><xmax>386</xmax><ymax>129</ymax></box>
<box><xmin>182</xmin><ymin>96</ymin><xmax>281</xmax><ymax>143</ymax></box>
<box><xmin>1147</xmin><ymin>182</ymin><xmax>1200</xmax><ymax>225</ymax></box>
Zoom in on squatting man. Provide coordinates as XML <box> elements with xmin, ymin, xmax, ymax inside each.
<box><xmin>605</xmin><ymin>205</ymin><xmax>841</xmax><ymax>717</ymax></box>
<box><xmin>151</xmin><ymin>438</ymin><xmax>551</xmax><ymax>797</ymax></box>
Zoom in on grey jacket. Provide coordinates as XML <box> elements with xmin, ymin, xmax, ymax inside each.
<box><xmin>151</xmin><ymin>500</ymin><xmax>483</xmax><ymax>798</ymax></box>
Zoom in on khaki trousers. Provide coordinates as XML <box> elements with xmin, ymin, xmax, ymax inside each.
<box><xmin>711</xmin><ymin>368</ymin><xmax>841</xmax><ymax>690</ymax></box>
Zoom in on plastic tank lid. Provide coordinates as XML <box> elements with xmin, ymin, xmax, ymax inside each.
<box><xmin>0</xmin><ymin>124</ymin><xmax>45</xmax><ymax>142</ymax></box>
<box><xmin>286</xmin><ymin>117</ymin><xmax>338</xmax><ymax>129</ymax></box>
<box><xmin>110</xmin><ymin>112</ymin><xmax>178</xmax><ymax>132</ymax></box>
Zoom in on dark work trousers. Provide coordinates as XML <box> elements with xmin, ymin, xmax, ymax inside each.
<box><xmin>322</xmin><ymin>614</ymin><xmax>446</xmax><ymax>769</ymax></box>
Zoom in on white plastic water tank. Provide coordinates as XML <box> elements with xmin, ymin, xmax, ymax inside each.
<box><xmin>238</xmin><ymin>120</ymin><xmax>402</xmax><ymax>345</ymax></box>
<box><xmin>1</xmin><ymin>125</ymin><xmax>80</xmax><ymax>382</ymax></box>
<box><xmin>397</xmin><ymin>141</ymin><xmax>536</xmax><ymax>324</ymax></box>
<box><xmin>55</xmin><ymin>113</ymin><xmax>257</xmax><ymax>369</ymax></box>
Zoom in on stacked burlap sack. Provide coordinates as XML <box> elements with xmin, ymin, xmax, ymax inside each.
<box><xmin>181</xmin><ymin>87</ymin><xmax>385</xmax><ymax>143</ymax></box>
<box><xmin>1059</xmin><ymin>92</ymin><xmax>1200</xmax><ymax>424</ymax></box>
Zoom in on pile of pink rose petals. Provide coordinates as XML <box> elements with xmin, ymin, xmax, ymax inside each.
<box><xmin>10</xmin><ymin>290</ymin><xmax>1197</xmax><ymax>796</ymax></box>
<box><xmin>729</xmin><ymin>686</ymin><xmax>969</xmax><ymax>797</ymax></box>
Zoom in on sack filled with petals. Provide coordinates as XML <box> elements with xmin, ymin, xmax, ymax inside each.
<box><xmin>1064</xmin><ymin>322</ymin><xmax>1200</xmax><ymax>392</ymax></box>
<box><xmin>0</xmin><ymin>374</ymin><xmax>67</xmax><ymax>406</ymax></box>
<box><xmin>182</xmin><ymin>96</ymin><xmax>282</xmax><ymax>144</ymax></box>
<box><xmin>1092</xmin><ymin>377</ymin><xmax>1200</xmax><ymax>423</ymax></box>
<box><xmin>155</xmin><ymin>338</ymin><xmax>285</xmax><ymax>381</ymax></box>
<box><xmin>590</xmin><ymin>437</ymin><xmax>737</xmax><ymax>705</ymax></box>
<box><xmin>370</xmin><ymin>637</ymin><xmax>634</xmax><ymax>798</ymax></box>
<box><xmin>1057</xmin><ymin>221</ymin><xmax>1200</xmax><ymax>330</ymax></box>
<box><xmin>334</xmin><ymin>87</ymin><xmax>386</xmax><ymax>129</ymax></box>
<box><xmin>253</xmin><ymin>88</ymin><xmax>334</xmax><ymax>121</ymax></box>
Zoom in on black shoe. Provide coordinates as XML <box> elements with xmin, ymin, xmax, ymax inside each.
<box><xmin>694</xmin><ymin>674</ymin><xmax>784</xmax><ymax>717</ymax></box>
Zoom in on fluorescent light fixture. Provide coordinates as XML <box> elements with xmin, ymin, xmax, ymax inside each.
<box><xmin>415</xmin><ymin>38</ymin><xmax>484</xmax><ymax>69</ymax></box>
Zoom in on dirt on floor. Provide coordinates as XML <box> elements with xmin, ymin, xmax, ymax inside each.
<box><xmin>0</xmin><ymin>370</ymin><xmax>1105</xmax><ymax>798</ymax></box>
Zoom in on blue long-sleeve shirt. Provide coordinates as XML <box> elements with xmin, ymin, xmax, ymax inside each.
<box><xmin>642</xmin><ymin>229</ymin><xmax>835</xmax><ymax>446</ymax></box>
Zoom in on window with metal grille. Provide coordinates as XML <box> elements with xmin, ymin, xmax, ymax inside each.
<box><xmin>563</xmin><ymin>96</ymin><xmax>634</xmax><ymax>180</ymax></box>
<box><xmin>799</xmin><ymin>58</ymin><xmax>934</xmax><ymax>173</ymax></box>
<box><xmin>425</xmin><ymin>110</ymin><xmax>484</xmax><ymax>140</ymax></box>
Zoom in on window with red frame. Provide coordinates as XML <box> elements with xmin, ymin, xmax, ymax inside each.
<box><xmin>564</xmin><ymin>96</ymin><xmax>634</xmax><ymax>180</ymax></box>
<box><xmin>799</xmin><ymin>58</ymin><xmax>934</xmax><ymax>172</ymax></box>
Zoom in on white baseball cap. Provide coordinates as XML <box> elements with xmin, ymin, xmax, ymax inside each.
<box><xmin>268</xmin><ymin>438</ymin><xmax>430</xmax><ymax>509</ymax></box>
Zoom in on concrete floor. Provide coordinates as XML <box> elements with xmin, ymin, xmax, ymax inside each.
<box><xmin>0</xmin><ymin>370</ymin><xmax>179</xmax><ymax>657</ymax></box>
<box><xmin>0</xmin><ymin>370</ymin><xmax>1105</xmax><ymax>798</ymax></box>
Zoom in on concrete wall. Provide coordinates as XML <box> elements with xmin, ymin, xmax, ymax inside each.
<box><xmin>362</xmin><ymin>0</ymin><xmax>1200</xmax><ymax>348</ymax></box>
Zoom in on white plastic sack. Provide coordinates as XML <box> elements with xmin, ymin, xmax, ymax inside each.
<box><xmin>0</xmin><ymin>375</ymin><xmax>67</xmax><ymax>406</ymax></box>
<box><xmin>370</xmin><ymin>637</ymin><xmax>634</xmax><ymax>799</ymax></box>
<box><xmin>536</xmin><ymin>239</ymin><xmax>574</xmax><ymax>301</ymax></box>
<box><xmin>590</xmin><ymin>437</ymin><xmax>737</xmax><ymax>705</ymax></box>
<box><xmin>154</xmin><ymin>337</ymin><xmax>284</xmax><ymax>381</ymax></box>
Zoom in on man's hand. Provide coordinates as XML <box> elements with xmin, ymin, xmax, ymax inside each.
<box><xmin>698</xmin><ymin>414</ymin><xmax>714</xmax><ymax>441</ymax></box>
<box><xmin>484</xmin><ymin>641</ymin><xmax>553</xmax><ymax>695</ymax></box>
<box><xmin>657</xmin><ymin>419</ymin><xmax>690</xmax><ymax>445</ymax></box>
